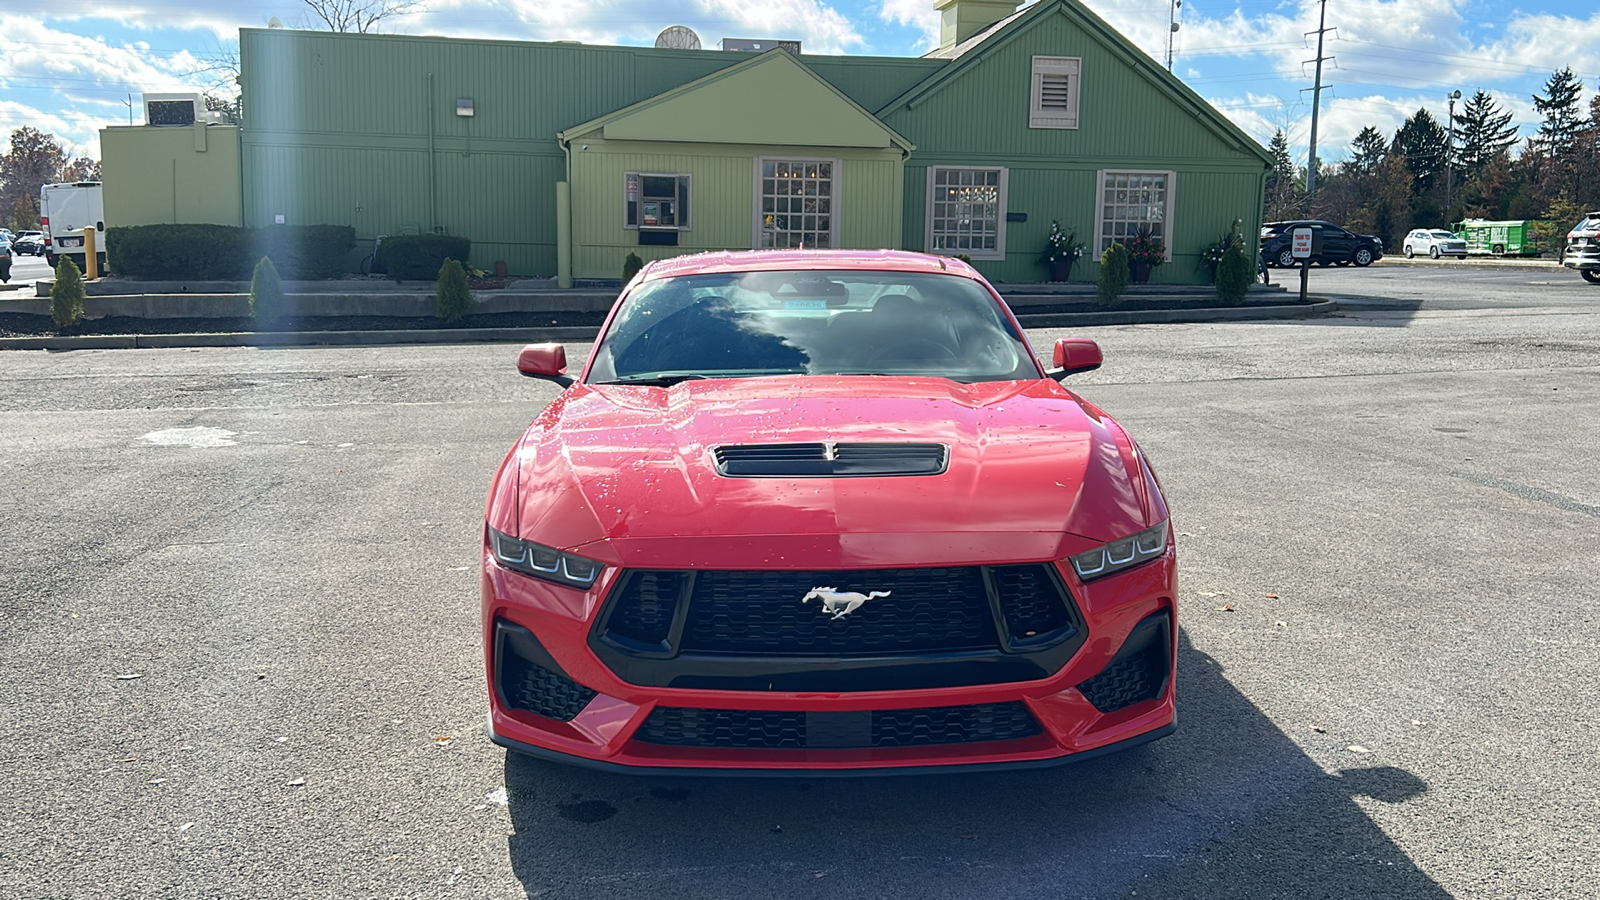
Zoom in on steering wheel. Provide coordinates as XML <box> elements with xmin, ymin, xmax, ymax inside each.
<box><xmin>873</xmin><ymin>338</ymin><xmax>959</xmax><ymax>363</ymax></box>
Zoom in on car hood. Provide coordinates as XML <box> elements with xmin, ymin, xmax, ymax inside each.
<box><xmin>511</xmin><ymin>377</ymin><xmax>1165</xmax><ymax>568</ymax></box>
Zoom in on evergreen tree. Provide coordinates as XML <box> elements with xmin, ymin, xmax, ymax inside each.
<box><xmin>1392</xmin><ymin>109</ymin><xmax>1450</xmax><ymax>189</ymax></box>
<box><xmin>1263</xmin><ymin>130</ymin><xmax>1299</xmax><ymax>220</ymax></box>
<box><xmin>1533</xmin><ymin>67</ymin><xmax>1585</xmax><ymax>157</ymax></box>
<box><xmin>1349</xmin><ymin>127</ymin><xmax>1388</xmax><ymax>177</ymax></box>
<box><xmin>1454</xmin><ymin>90</ymin><xmax>1519</xmax><ymax>172</ymax></box>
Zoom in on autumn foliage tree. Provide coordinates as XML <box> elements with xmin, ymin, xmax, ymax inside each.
<box><xmin>0</xmin><ymin>127</ymin><xmax>69</xmax><ymax>230</ymax></box>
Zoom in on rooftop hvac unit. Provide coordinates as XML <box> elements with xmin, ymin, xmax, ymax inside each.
<box><xmin>143</xmin><ymin>92</ymin><xmax>205</xmax><ymax>127</ymax></box>
<box><xmin>719</xmin><ymin>38</ymin><xmax>802</xmax><ymax>53</ymax></box>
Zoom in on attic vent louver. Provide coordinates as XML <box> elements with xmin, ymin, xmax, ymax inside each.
<box><xmin>713</xmin><ymin>443</ymin><xmax>948</xmax><ymax>477</ymax></box>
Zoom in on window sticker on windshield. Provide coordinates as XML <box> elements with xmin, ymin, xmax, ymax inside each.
<box><xmin>783</xmin><ymin>299</ymin><xmax>827</xmax><ymax>309</ymax></box>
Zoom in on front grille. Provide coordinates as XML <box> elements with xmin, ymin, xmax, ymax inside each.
<box><xmin>713</xmin><ymin>442</ymin><xmax>948</xmax><ymax>477</ymax></box>
<box><xmin>679</xmin><ymin>568</ymin><xmax>997</xmax><ymax>655</ymax></box>
<box><xmin>593</xmin><ymin>565</ymin><xmax>1087</xmax><ymax>692</ymax></box>
<box><xmin>501</xmin><ymin>655</ymin><xmax>597</xmax><ymax>722</ymax></box>
<box><xmin>1076</xmin><ymin>614</ymin><xmax>1170</xmax><ymax>714</ymax></box>
<box><xmin>635</xmin><ymin>702</ymin><xmax>1041</xmax><ymax>749</ymax></box>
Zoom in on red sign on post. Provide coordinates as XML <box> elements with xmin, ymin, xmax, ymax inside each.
<box><xmin>1291</xmin><ymin>227</ymin><xmax>1314</xmax><ymax>259</ymax></box>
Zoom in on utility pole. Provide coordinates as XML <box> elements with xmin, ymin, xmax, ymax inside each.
<box><xmin>1303</xmin><ymin>0</ymin><xmax>1333</xmax><ymax>203</ymax></box>
<box><xmin>1445</xmin><ymin>89</ymin><xmax>1461</xmax><ymax>225</ymax></box>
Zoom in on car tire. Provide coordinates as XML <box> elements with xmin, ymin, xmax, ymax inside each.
<box><xmin>1353</xmin><ymin>247</ymin><xmax>1375</xmax><ymax>266</ymax></box>
<box><xmin>1493</xmin><ymin>244</ymin><xmax>1504</xmax><ymax>255</ymax></box>
<box><xmin>1276</xmin><ymin>248</ymin><xmax>1295</xmax><ymax>268</ymax></box>
<box><xmin>1429</xmin><ymin>245</ymin><xmax>1440</xmax><ymax>259</ymax></box>
<box><xmin>1404</xmin><ymin>246</ymin><xmax>1415</xmax><ymax>258</ymax></box>
<box><xmin>1581</xmin><ymin>270</ymin><xmax>1600</xmax><ymax>284</ymax></box>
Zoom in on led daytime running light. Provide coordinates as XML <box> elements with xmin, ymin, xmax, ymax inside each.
<box><xmin>1070</xmin><ymin>521</ymin><xmax>1169</xmax><ymax>581</ymax></box>
<box><xmin>489</xmin><ymin>527</ymin><xmax>602</xmax><ymax>589</ymax></box>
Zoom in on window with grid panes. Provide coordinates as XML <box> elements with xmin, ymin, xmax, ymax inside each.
<box><xmin>1096</xmin><ymin>171</ymin><xmax>1173</xmax><ymax>255</ymax></box>
<box><xmin>758</xmin><ymin>159</ymin><xmax>835</xmax><ymax>249</ymax></box>
<box><xmin>926</xmin><ymin>167</ymin><xmax>1007</xmax><ymax>259</ymax></box>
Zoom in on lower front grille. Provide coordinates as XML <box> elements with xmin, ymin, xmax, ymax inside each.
<box><xmin>634</xmin><ymin>701</ymin><xmax>1042</xmax><ymax>749</ymax></box>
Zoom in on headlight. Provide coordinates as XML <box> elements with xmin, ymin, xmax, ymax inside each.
<box><xmin>487</xmin><ymin>527</ymin><xmax>602</xmax><ymax>589</ymax></box>
<box><xmin>1069</xmin><ymin>521</ymin><xmax>1170</xmax><ymax>581</ymax></box>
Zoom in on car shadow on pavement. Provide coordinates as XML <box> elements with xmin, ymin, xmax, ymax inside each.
<box><xmin>502</xmin><ymin>630</ymin><xmax>1447</xmax><ymax>899</ymax></box>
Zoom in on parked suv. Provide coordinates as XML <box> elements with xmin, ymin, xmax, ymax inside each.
<box><xmin>1261</xmin><ymin>220</ymin><xmax>1383</xmax><ymax>267</ymax></box>
<box><xmin>1560</xmin><ymin>212</ymin><xmax>1600</xmax><ymax>283</ymax></box>
<box><xmin>13</xmin><ymin>231</ymin><xmax>45</xmax><ymax>255</ymax></box>
<box><xmin>1403</xmin><ymin>229</ymin><xmax>1467</xmax><ymax>259</ymax></box>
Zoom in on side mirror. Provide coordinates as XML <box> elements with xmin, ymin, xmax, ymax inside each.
<box><xmin>516</xmin><ymin>344</ymin><xmax>573</xmax><ymax>387</ymax></box>
<box><xmin>1046</xmin><ymin>338</ymin><xmax>1102</xmax><ymax>381</ymax></box>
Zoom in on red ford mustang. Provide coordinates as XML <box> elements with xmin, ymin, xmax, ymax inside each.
<box><xmin>482</xmin><ymin>250</ymin><xmax>1176</xmax><ymax>774</ymax></box>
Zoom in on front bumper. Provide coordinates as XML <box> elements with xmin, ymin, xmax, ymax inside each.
<box><xmin>482</xmin><ymin>552</ymin><xmax>1177</xmax><ymax>773</ymax></box>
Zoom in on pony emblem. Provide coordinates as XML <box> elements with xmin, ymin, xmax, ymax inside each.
<box><xmin>801</xmin><ymin>587</ymin><xmax>890</xmax><ymax>620</ymax></box>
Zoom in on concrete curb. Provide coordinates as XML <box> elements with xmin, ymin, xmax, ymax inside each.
<box><xmin>0</xmin><ymin>301</ymin><xmax>1334</xmax><ymax>351</ymax></box>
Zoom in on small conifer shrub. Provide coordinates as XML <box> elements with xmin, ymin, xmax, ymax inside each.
<box><xmin>249</xmin><ymin>256</ymin><xmax>286</xmax><ymax>321</ymax></box>
<box><xmin>436</xmin><ymin>257</ymin><xmax>472</xmax><ymax>322</ymax></box>
<box><xmin>51</xmin><ymin>256</ymin><xmax>86</xmax><ymax>328</ymax></box>
<box><xmin>1097</xmin><ymin>242</ymin><xmax>1130</xmax><ymax>303</ymax></box>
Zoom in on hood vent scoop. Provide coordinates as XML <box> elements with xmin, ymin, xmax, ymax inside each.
<box><xmin>714</xmin><ymin>443</ymin><xmax>948</xmax><ymax>478</ymax></box>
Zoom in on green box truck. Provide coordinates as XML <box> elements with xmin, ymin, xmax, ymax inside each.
<box><xmin>1455</xmin><ymin>219</ymin><xmax>1548</xmax><ymax>256</ymax></box>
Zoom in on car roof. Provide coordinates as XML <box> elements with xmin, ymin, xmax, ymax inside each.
<box><xmin>639</xmin><ymin>249</ymin><xmax>982</xmax><ymax>282</ymax></box>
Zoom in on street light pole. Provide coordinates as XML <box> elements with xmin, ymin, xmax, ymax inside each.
<box><xmin>1446</xmin><ymin>89</ymin><xmax>1462</xmax><ymax>226</ymax></box>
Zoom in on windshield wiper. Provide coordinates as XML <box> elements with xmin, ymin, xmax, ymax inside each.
<box><xmin>599</xmin><ymin>373</ymin><xmax>713</xmax><ymax>386</ymax></box>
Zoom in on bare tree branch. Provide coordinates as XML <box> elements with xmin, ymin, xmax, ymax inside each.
<box><xmin>301</xmin><ymin>0</ymin><xmax>425</xmax><ymax>33</ymax></box>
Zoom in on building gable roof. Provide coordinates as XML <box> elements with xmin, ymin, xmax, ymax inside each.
<box><xmin>560</xmin><ymin>49</ymin><xmax>914</xmax><ymax>152</ymax></box>
<box><xmin>879</xmin><ymin>0</ymin><xmax>1270</xmax><ymax>165</ymax></box>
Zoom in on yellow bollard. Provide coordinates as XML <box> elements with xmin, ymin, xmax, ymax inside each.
<box><xmin>84</xmin><ymin>227</ymin><xmax>98</xmax><ymax>279</ymax></box>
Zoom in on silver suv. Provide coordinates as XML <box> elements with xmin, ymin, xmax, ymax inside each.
<box><xmin>1561</xmin><ymin>212</ymin><xmax>1600</xmax><ymax>283</ymax></box>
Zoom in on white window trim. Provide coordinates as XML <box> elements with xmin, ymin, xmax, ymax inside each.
<box><xmin>924</xmin><ymin>166</ymin><xmax>1009</xmax><ymax>261</ymax></box>
<box><xmin>1094</xmin><ymin>169</ymin><xmax>1176</xmax><ymax>262</ymax></box>
<box><xmin>624</xmin><ymin>172</ymin><xmax>692</xmax><ymax>231</ymax></box>
<box><xmin>1030</xmin><ymin>56</ymin><xmax>1081</xmax><ymax>130</ymax></box>
<box><xmin>751</xmin><ymin>156</ymin><xmax>841</xmax><ymax>250</ymax></box>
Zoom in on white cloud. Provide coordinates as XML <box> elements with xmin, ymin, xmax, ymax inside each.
<box><xmin>878</xmin><ymin>0</ymin><xmax>940</xmax><ymax>51</ymax></box>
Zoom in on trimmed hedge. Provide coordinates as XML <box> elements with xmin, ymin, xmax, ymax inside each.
<box><xmin>378</xmin><ymin>235</ymin><xmax>472</xmax><ymax>281</ymax></box>
<box><xmin>105</xmin><ymin>224</ymin><xmax>356</xmax><ymax>280</ymax></box>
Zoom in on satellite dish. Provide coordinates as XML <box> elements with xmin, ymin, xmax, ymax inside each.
<box><xmin>655</xmin><ymin>25</ymin><xmax>702</xmax><ymax>50</ymax></box>
<box><xmin>267</xmin><ymin>16</ymin><xmax>282</xmax><ymax>27</ymax></box>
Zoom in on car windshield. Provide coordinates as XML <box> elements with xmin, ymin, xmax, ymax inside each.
<box><xmin>586</xmin><ymin>270</ymin><xmax>1039</xmax><ymax>384</ymax></box>
<box><xmin>1430</xmin><ymin>231</ymin><xmax>1456</xmax><ymax>239</ymax></box>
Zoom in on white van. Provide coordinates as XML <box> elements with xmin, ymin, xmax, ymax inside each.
<box><xmin>40</xmin><ymin>182</ymin><xmax>106</xmax><ymax>272</ymax></box>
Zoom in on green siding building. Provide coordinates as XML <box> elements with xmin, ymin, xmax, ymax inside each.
<box><xmin>103</xmin><ymin>0</ymin><xmax>1270</xmax><ymax>285</ymax></box>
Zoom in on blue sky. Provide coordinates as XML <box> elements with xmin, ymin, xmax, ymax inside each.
<box><xmin>3</xmin><ymin>0</ymin><xmax>1597</xmax><ymax>166</ymax></box>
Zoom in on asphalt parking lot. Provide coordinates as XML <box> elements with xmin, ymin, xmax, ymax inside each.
<box><xmin>2</xmin><ymin>264</ymin><xmax>1596</xmax><ymax>898</ymax></box>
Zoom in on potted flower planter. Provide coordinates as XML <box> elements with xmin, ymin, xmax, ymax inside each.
<box><xmin>1049</xmin><ymin>258</ymin><xmax>1074</xmax><ymax>282</ymax></box>
<box><xmin>1130</xmin><ymin>261</ymin><xmax>1152</xmax><ymax>283</ymax></box>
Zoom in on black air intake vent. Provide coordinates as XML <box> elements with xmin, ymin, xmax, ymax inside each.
<box><xmin>713</xmin><ymin>442</ymin><xmax>948</xmax><ymax>477</ymax></box>
<box><xmin>1076</xmin><ymin>612</ymin><xmax>1171</xmax><ymax>714</ymax></box>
